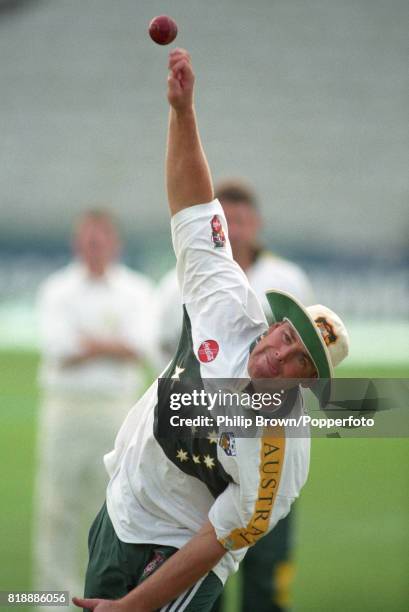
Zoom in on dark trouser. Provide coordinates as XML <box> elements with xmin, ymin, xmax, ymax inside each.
<box><xmin>211</xmin><ymin>511</ymin><xmax>294</xmax><ymax>612</ymax></box>
<box><xmin>84</xmin><ymin>502</ymin><xmax>223</xmax><ymax>612</ymax></box>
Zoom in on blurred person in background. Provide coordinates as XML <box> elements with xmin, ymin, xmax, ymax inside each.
<box><xmin>154</xmin><ymin>179</ymin><xmax>313</xmax><ymax>612</ymax></box>
<box><xmin>32</xmin><ymin>210</ymin><xmax>154</xmax><ymax>603</ymax></box>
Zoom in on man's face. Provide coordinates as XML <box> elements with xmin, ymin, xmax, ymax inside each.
<box><xmin>221</xmin><ymin>200</ymin><xmax>260</xmax><ymax>253</ymax></box>
<box><xmin>248</xmin><ymin>320</ymin><xmax>317</xmax><ymax>381</ymax></box>
<box><xmin>74</xmin><ymin>217</ymin><xmax>119</xmax><ymax>276</ymax></box>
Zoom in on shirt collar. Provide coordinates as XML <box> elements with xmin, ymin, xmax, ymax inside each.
<box><xmin>74</xmin><ymin>261</ymin><xmax>117</xmax><ymax>284</ymax></box>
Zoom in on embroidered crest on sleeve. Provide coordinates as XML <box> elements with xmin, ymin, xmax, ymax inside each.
<box><xmin>211</xmin><ymin>215</ymin><xmax>226</xmax><ymax>248</ymax></box>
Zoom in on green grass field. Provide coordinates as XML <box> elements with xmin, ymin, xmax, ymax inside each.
<box><xmin>0</xmin><ymin>351</ymin><xmax>408</xmax><ymax>611</ymax></box>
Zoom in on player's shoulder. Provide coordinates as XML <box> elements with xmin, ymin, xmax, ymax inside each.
<box><xmin>249</xmin><ymin>250</ymin><xmax>313</xmax><ymax>305</ymax></box>
<box><xmin>253</xmin><ymin>250</ymin><xmax>312</xmax><ymax>289</ymax></box>
<box><xmin>157</xmin><ymin>266</ymin><xmax>178</xmax><ymax>285</ymax></box>
<box><xmin>156</xmin><ymin>266</ymin><xmax>178</xmax><ymax>293</ymax></box>
<box><xmin>256</xmin><ymin>250</ymin><xmax>306</xmax><ymax>276</ymax></box>
<box><xmin>114</xmin><ymin>264</ymin><xmax>154</xmax><ymax>294</ymax></box>
<box><xmin>37</xmin><ymin>263</ymin><xmax>80</xmax><ymax>299</ymax></box>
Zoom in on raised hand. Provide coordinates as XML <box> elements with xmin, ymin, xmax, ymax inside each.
<box><xmin>167</xmin><ymin>48</ymin><xmax>195</xmax><ymax>113</ymax></box>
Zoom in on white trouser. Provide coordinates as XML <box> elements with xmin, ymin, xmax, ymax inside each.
<box><xmin>32</xmin><ymin>390</ymin><xmax>138</xmax><ymax>611</ymax></box>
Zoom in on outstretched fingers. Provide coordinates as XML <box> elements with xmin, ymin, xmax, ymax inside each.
<box><xmin>72</xmin><ymin>596</ymin><xmax>99</xmax><ymax>609</ymax></box>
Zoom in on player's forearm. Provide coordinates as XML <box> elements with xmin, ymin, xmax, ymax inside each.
<box><xmin>90</xmin><ymin>340</ymin><xmax>139</xmax><ymax>361</ymax></box>
<box><xmin>165</xmin><ymin>50</ymin><xmax>213</xmax><ymax>215</ymax></box>
<box><xmin>62</xmin><ymin>340</ymin><xmax>139</xmax><ymax>366</ymax></box>
<box><xmin>119</xmin><ymin>520</ymin><xmax>226</xmax><ymax>612</ymax></box>
<box><xmin>166</xmin><ymin>107</ymin><xmax>213</xmax><ymax>216</ymax></box>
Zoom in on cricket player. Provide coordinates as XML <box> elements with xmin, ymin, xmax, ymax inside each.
<box><xmin>33</xmin><ymin>210</ymin><xmax>154</xmax><ymax>602</ymax></box>
<box><xmin>73</xmin><ymin>49</ymin><xmax>349</xmax><ymax>612</ymax></box>
<box><xmin>154</xmin><ymin>180</ymin><xmax>314</xmax><ymax>612</ymax></box>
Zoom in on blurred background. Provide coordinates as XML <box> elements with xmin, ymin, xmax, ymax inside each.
<box><xmin>0</xmin><ymin>0</ymin><xmax>408</xmax><ymax>611</ymax></box>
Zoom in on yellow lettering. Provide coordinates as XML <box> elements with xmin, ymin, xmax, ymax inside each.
<box><xmin>264</xmin><ymin>443</ymin><xmax>280</xmax><ymax>456</ymax></box>
<box><xmin>263</xmin><ymin>460</ymin><xmax>279</xmax><ymax>473</ymax></box>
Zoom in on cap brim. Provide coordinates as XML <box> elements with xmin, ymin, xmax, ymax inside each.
<box><xmin>265</xmin><ymin>289</ymin><xmax>334</xmax><ymax>379</ymax></box>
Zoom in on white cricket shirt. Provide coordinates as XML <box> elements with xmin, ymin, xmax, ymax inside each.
<box><xmin>37</xmin><ymin>262</ymin><xmax>154</xmax><ymax>394</ymax></box>
<box><xmin>104</xmin><ymin>201</ymin><xmax>310</xmax><ymax>583</ymax></box>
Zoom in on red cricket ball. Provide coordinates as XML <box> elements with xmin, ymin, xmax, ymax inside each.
<box><xmin>148</xmin><ymin>15</ymin><xmax>178</xmax><ymax>45</ymax></box>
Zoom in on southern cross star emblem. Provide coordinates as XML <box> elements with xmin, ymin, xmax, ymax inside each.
<box><xmin>207</xmin><ymin>430</ymin><xmax>218</xmax><ymax>444</ymax></box>
<box><xmin>203</xmin><ymin>455</ymin><xmax>215</xmax><ymax>469</ymax></box>
<box><xmin>192</xmin><ymin>454</ymin><xmax>201</xmax><ymax>464</ymax></box>
<box><xmin>171</xmin><ymin>365</ymin><xmax>185</xmax><ymax>380</ymax></box>
<box><xmin>176</xmin><ymin>449</ymin><xmax>189</xmax><ymax>462</ymax></box>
